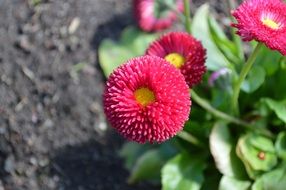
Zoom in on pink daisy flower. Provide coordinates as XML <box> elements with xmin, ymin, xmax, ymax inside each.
<box><xmin>146</xmin><ymin>32</ymin><xmax>207</xmax><ymax>88</ymax></box>
<box><xmin>133</xmin><ymin>0</ymin><xmax>183</xmax><ymax>32</ymax></box>
<box><xmin>232</xmin><ymin>0</ymin><xmax>286</xmax><ymax>55</ymax></box>
<box><xmin>103</xmin><ymin>56</ymin><xmax>190</xmax><ymax>143</ymax></box>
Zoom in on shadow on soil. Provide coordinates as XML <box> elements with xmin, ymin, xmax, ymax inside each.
<box><xmin>50</xmin><ymin>132</ymin><xmax>159</xmax><ymax>190</ymax></box>
<box><xmin>48</xmin><ymin>12</ymin><xmax>159</xmax><ymax>190</ymax></box>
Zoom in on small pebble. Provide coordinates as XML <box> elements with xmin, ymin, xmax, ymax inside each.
<box><xmin>43</xmin><ymin>119</ymin><xmax>54</xmax><ymax>128</ymax></box>
<box><xmin>4</xmin><ymin>155</ymin><xmax>15</xmax><ymax>174</ymax></box>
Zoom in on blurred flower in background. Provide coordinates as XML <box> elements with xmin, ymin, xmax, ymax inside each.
<box><xmin>133</xmin><ymin>0</ymin><xmax>183</xmax><ymax>32</ymax></box>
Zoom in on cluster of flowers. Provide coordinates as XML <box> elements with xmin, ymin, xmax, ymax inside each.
<box><xmin>104</xmin><ymin>32</ymin><xmax>206</xmax><ymax>143</ymax></box>
<box><xmin>133</xmin><ymin>0</ymin><xmax>183</xmax><ymax>32</ymax></box>
<box><xmin>104</xmin><ymin>0</ymin><xmax>286</xmax><ymax>144</ymax></box>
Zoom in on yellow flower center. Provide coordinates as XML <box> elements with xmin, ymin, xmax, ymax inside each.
<box><xmin>262</xmin><ymin>18</ymin><xmax>279</xmax><ymax>30</ymax></box>
<box><xmin>164</xmin><ymin>53</ymin><xmax>185</xmax><ymax>69</ymax></box>
<box><xmin>134</xmin><ymin>87</ymin><xmax>155</xmax><ymax>106</ymax></box>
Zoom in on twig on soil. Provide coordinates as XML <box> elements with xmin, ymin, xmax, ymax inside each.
<box><xmin>21</xmin><ymin>65</ymin><xmax>36</xmax><ymax>83</ymax></box>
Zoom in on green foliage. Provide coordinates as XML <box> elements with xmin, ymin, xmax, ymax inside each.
<box><xmin>98</xmin><ymin>26</ymin><xmax>157</xmax><ymax>77</ymax></box>
<box><xmin>98</xmin><ymin>1</ymin><xmax>286</xmax><ymax>189</ymax></box>
<box><xmin>236</xmin><ymin>133</ymin><xmax>278</xmax><ymax>179</ymax></box>
<box><xmin>275</xmin><ymin>132</ymin><xmax>286</xmax><ymax>160</ymax></box>
<box><xmin>128</xmin><ymin>149</ymin><xmax>164</xmax><ymax>184</ymax></box>
<box><xmin>252</xmin><ymin>165</ymin><xmax>286</xmax><ymax>190</ymax></box>
<box><xmin>261</xmin><ymin>98</ymin><xmax>286</xmax><ymax>123</ymax></box>
<box><xmin>241</xmin><ymin>66</ymin><xmax>266</xmax><ymax>93</ymax></box>
<box><xmin>120</xmin><ymin>141</ymin><xmax>177</xmax><ymax>184</ymax></box>
<box><xmin>191</xmin><ymin>4</ymin><xmax>232</xmax><ymax>71</ymax></box>
<box><xmin>162</xmin><ymin>153</ymin><xmax>206</xmax><ymax>190</ymax></box>
<box><xmin>210</xmin><ymin>122</ymin><xmax>246</xmax><ymax>178</ymax></box>
<box><xmin>119</xmin><ymin>142</ymin><xmax>151</xmax><ymax>170</ymax></box>
<box><xmin>219</xmin><ymin>176</ymin><xmax>251</xmax><ymax>190</ymax></box>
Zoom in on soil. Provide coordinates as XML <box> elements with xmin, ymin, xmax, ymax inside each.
<box><xmin>0</xmin><ymin>0</ymin><xmax>231</xmax><ymax>189</ymax></box>
<box><xmin>0</xmin><ymin>0</ymin><xmax>159</xmax><ymax>189</ymax></box>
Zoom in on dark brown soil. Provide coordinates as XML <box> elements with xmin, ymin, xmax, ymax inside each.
<box><xmin>0</xmin><ymin>0</ymin><xmax>159</xmax><ymax>189</ymax></box>
<box><xmin>0</xmin><ymin>0</ymin><xmax>233</xmax><ymax>189</ymax></box>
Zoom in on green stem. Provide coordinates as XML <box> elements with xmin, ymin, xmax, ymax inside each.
<box><xmin>177</xmin><ymin>131</ymin><xmax>205</xmax><ymax>148</ymax></box>
<box><xmin>183</xmin><ymin>0</ymin><xmax>191</xmax><ymax>33</ymax></box>
<box><xmin>192</xmin><ymin>90</ymin><xmax>273</xmax><ymax>138</ymax></box>
<box><xmin>232</xmin><ymin>43</ymin><xmax>263</xmax><ymax>115</ymax></box>
<box><xmin>191</xmin><ymin>90</ymin><xmax>248</xmax><ymax>127</ymax></box>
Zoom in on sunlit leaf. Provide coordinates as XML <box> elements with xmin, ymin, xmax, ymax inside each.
<box><xmin>236</xmin><ymin>133</ymin><xmax>278</xmax><ymax>179</ymax></box>
<box><xmin>210</xmin><ymin>122</ymin><xmax>246</xmax><ymax>178</ymax></box>
<box><xmin>219</xmin><ymin>176</ymin><xmax>251</xmax><ymax>190</ymax></box>
<box><xmin>162</xmin><ymin>153</ymin><xmax>206</xmax><ymax>190</ymax></box>
<box><xmin>208</xmin><ymin>17</ymin><xmax>241</xmax><ymax>64</ymax></box>
<box><xmin>192</xmin><ymin>4</ymin><xmax>231</xmax><ymax>71</ymax></box>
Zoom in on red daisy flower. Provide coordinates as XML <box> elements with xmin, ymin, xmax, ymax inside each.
<box><xmin>146</xmin><ymin>32</ymin><xmax>206</xmax><ymax>87</ymax></box>
<box><xmin>103</xmin><ymin>56</ymin><xmax>190</xmax><ymax>143</ymax></box>
<box><xmin>232</xmin><ymin>0</ymin><xmax>286</xmax><ymax>55</ymax></box>
<box><xmin>133</xmin><ymin>0</ymin><xmax>183</xmax><ymax>32</ymax></box>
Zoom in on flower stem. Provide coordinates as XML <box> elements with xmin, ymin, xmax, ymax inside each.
<box><xmin>192</xmin><ymin>90</ymin><xmax>273</xmax><ymax>138</ymax></box>
<box><xmin>191</xmin><ymin>90</ymin><xmax>248</xmax><ymax>127</ymax></box>
<box><xmin>177</xmin><ymin>131</ymin><xmax>205</xmax><ymax>148</ymax></box>
<box><xmin>231</xmin><ymin>43</ymin><xmax>263</xmax><ymax>115</ymax></box>
<box><xmin>183</xmin><ymin>0</ymin><xmax>191</xmax><ymax>33</ymax></box>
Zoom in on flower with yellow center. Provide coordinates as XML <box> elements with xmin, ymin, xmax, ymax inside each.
<box><xmin>164</xmin><ymin>53</ymin><xmax>185</xmax><ymax>68</ymax></box>
<box><xmin>134</xmin><ymin>87</ymin><xmax>155</xmax><ymax>106</ymax></box>
<box><xmin>262</xmin><ymin>18</ymin><xmax>280</xmax><ymax>30</ymax></box>
<box><xmin>103</xmin><ymin>56</ymin><xmax>191</xmax><ymax>143</ymax></box>
<box><xmin>231</xmin><ymin>0</ymin><xmax>286</xmax><ymax>55</ymax></box>
<box><xmin>146</xmin><ymin>32</ymin><xmax>206</xmax><ymax>87</ymax></box>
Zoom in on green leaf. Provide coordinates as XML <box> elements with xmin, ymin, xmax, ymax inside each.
<box><xmin>252</xmin><ymin>165</ymin><xmax>286</xmax><ymax>190</ymax></box>
<box><xmin>98</xmin><ymin>26</ymin><xmax>157</xmax><ymax>77</ymax></box>
<box><xmin>248</xmin><ymin>134</ymin><xmax>276</xmax><ymax>153</ymax></box>
<box><xmin>219</xmin><ymin>176</ymin><xmax>251</xmax><ymax>190</ymax></box>
<box><xmin>192</xmin><ymin>4</ymin><xmax>230</xmax><ymax>71</ymax></box>
<box><xmin>262</xmin><ymin>98</ymin><xmax>286</xmax><ymax>123</ymax></box>
<box><xmin>275</xmin><ymin>132</ymin><xmax>286</xmax><ymax>160</ymax></box>
<box><xmin>128</xmin><ymin>149</ymin><xmax>164</xmax><ymax>184</ymax></box>
<box><xmin>236</xmin><ymin>133</ymin><xmax>278</xmax><ymax>179</ymax></box>
<box><xmin>241</xmin><ymin>66</ymin><xmax>266</xmax><ymax>93</ymax></box>
<box><xmin>122</xmin><ymin>141</ymin><xmax>177</xmax><ymax>184</ymax></box>
<box><xmin>210</xmin><ymin>122</ymin><xmax>246</xmax><ymax>178</ymax></box>
<box><xmin>255</xmin><ymin>45</ymin><xmax>282</xmax><ymax>76</ymax></box>
<box><xmin>208</xmin><ymin>17</ymin><xmax>241</xmax><ymax>65</ymax></box>
<box><xmin>119</xmin><ymin>142</ymin><xmax>150</xmax><ymax>170</ymax></box>
<box><xmin>162</xmin><ymin>153</ymin><xmax>206</xmax><ymax>190</ymax></box>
